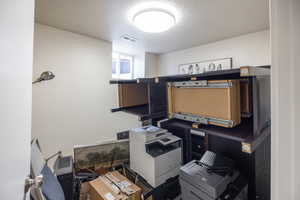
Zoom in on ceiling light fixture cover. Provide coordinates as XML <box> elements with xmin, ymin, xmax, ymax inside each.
<box><xmin>133</xmin><ymin>9</ymin><xmax>176</xmax><ymax>33</ymax></box>
<box><xmin>129</xmin><ymin>2</ymin><xmax>179</xmax><ymax>33</ymax></box>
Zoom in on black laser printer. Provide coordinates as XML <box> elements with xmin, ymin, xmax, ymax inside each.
<box><xmin>180</xmin><ymin>151</ymin><xmax>240</xmax><ymax>200</ymax></box>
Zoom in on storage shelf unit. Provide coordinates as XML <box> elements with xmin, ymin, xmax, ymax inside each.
<box><xmin>158</xmin><ymin>66</ymin><xmax>271</xmax><ymax>200</ymax></box>
<box><xmin>110</xmin><ymin>66</ymin><xmax>271</xmax><ymax>200</ymax></box>
<box><xmin>158</xmin><ymin>66</ymin><xmax>270</xmax><ymax>153</ymax></box>
<box><xmin>110</xmin><ymin>66</ymin><xmax>270</xmax><ymax>150</ymax></box>
<box><xmin>110</xmin><ymin>78</ymin><xmax>168</xmax><ymax>121</ymax></box>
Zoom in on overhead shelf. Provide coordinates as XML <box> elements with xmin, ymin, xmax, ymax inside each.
<box><xmin>110</xmin><ymin>78</ymin><xmax>152</xmax><ymax>84</ymax></box>
<box><xmin>155</xmin><ymin>65</ymin><xmax>271</xmax><ymax>82</ymax></box>
<box><xmin>113</xmin><ymin>104</ymin><xmax>148</xmax><ymax>115</ymax></box>
<box><xmin>111</xmin><ymin>104</ymin><xmax>167</xmax><ymax>121</ymax></box>
<box><xmin>110</xmin><ymin>66</ymin><xmax>271</xmax><ymax>85</ymax></box>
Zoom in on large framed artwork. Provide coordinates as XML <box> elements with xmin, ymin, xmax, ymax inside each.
<box><xmin>74</xmin><ymin>140</ymin><xmax>129</xmax><ymax>172</ymax></box>
<box><xmin>178</xmin><ymin>58</ymin><xmax>232</xmax><ymax>75</ymax></box>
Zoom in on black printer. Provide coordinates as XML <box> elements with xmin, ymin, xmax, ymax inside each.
<box><xmin>180</xmin><ymin>151</ymin><xmax>242</xmax><ymax>200</ymax></box>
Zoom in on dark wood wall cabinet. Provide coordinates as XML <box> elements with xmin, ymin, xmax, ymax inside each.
<box><xmin>110</xmin><ymin>78</ymin><xmax>168</xmax><ymax>121</ymax></box>
<box><xmin>110</xmin><ymin>66</ymin><xmax>271</xmax><ymax>200</ymax></box>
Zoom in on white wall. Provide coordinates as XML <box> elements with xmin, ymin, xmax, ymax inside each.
<box><xmin>271</xmin><ymin>0</ymin><xmax>300</xmax><ymax>199</ymax></box>
<box><xmin>157</xmin><ymin>30</ymin><xmax>270</xmax><ymax>75</ymax></box>
<box><xmin>32</xmin><ymin>24</ymin><xmax>140</xmax><ymax>163</ymax></box>
<box><xmin>145</xmin><ymin>52</ymin><xmax>159</xmax><ymax>78</ymax></box>
<box><xmin>0</xmin><ymin>1</ymin><xmax>34</xmax><ymax>199</ymax></box>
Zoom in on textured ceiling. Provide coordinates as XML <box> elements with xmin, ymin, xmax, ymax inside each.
<box><xmin>35</xmin><ymin>0</ymin><xmax>269</xmax><ymax>54</ymax></box>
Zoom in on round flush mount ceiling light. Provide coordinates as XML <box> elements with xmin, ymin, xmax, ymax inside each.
<box><xmin>133</xmin><ymin>9</ymin><xmax>176</xmax><ymax>33</ymax></box>
<box><xmin>129</xmin><ymin>2</ymin><xmax>179</xmax><ymax>33</ymax></box>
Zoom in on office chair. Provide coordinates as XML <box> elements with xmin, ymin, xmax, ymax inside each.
<box><xmin>30</xmin><ymin>138</ymin><xmax>65</xmax><ymax>200</ymax></box>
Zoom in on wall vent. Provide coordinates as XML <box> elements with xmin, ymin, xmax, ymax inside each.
<box><xmin>121</xmin><ymin>34</ymin><xmax>137</xmax><ymax>42</ymax></box>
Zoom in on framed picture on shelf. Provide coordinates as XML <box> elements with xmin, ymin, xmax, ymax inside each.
<box><xmin>178</xmin><ymin>57</ymin><xmax>232</xmax><ymax>75</ymax></box>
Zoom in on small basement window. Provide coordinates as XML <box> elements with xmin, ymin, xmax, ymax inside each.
<box><xmin>112</xmin><ymin>52</ymin><xmax>134</xmax><ymax>80</ymax></box>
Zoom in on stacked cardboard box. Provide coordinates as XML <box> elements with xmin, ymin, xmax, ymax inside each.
<box><xmin>81</xmin><ymin>171</ymin><xmax>141</xmax><ymax>200</ymax></box>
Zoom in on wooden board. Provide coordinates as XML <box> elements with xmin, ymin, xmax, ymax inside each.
<box><xmin>240</xmin><ymin>80</ymin><xmax>252</xmax><ymax>115</ymax></box>
<box><xmin>118</xmin><ymin>83</ymin><xmax>148</xmax><ymax>107</ymax></box>
<box><xmin>168</xmin><ymin>80</ymin><xmax>241</xmax><ymax>127</ymax></box>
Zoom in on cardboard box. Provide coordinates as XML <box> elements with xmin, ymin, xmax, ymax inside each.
<box><xmin>88</xmin><ymin>171</ymin><xmax>141</xmax><ymax>200</ymax></box>
<box><xmin>168</xmin><ymin>80</ymin><xmax>241</xmax><ymax>128</ymax></box>
<box><xmin>79</xmin><ymin>182</ymin><xmax>90</xmax><ymax>200</ymax></box>
<box><xmin>105</xmin><ymin>171</ymin><xmax>141</xmax><ymax>200</ymax></box>
<box><xmin>118</xmin><ymin>84</ymin><xmax>148</xmax><ymax>107</ymax></box>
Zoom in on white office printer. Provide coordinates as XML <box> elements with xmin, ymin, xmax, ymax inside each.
<box><xmin>130</xmin><ymin>126</ymin><xmax>182</xmax><ymax>187</ymax></box>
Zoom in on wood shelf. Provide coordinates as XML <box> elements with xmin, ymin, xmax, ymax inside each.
<box><xmin>241</xmin><ymin>125</ymin><xmax>271</xmax><ymax>153</ymax></box>
<box><xmin>110</xmin><ymin>78</ymin><xmax>151</xmax><ymax>84</ymax></box>
<box><xmin>155</xmin><ymin>65</ymin><xmax>270</xmax><ymax>83</ymax></box>
<box><xmin>160</xmin><ymin>118</ymin><xmax>270</xmax><ymax>154</ymax></box>
<box><xmin>110</xmin><ymin>66</ymin><xmax>271</xmax><ymax>85</ymax></box>
<box><xmin>162</xmin><ymin>118</ymin><xmax>252</xmax><ymax>143</ymax></box>
<box><xmin>192</xmin><ymin>118</ymin><xmax>253</xmax><ymax>142</ymax></box>
<box><xmin>112</xmin><ymin>104</ymin><xmax>166</xmax><ymax>121</ymax></box>
<box><xmin>122</xmin><ymin>104</ymin><xmax>149</xmax><ymax>116</ymax></box>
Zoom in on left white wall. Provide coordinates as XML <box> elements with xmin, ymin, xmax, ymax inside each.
<box><xmin>0</xmin><ymin>1</ymin><xmax>34</xmax><ymax>199</ymax></box>
<box><xmin>32</xmin><ymin>24</ymin><xmax>140</xmax><ymax>163</ymax></box>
